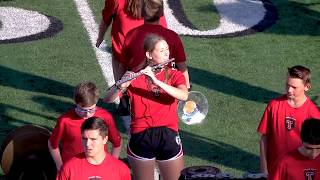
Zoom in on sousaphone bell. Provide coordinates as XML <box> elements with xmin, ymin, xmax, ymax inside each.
<box><xmin>178</xmin><ymin>91</ymin><xmax>208</xmax><ymax>125</ymax></box>
<box><xmin>0</xmin><ymin>124</ymin><xmax>56</xmax><ymax>180</ymax></box>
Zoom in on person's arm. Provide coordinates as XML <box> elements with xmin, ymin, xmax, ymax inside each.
<box><xmin>104</xmin><ymin>85</ymin><xmax>121</xmax><ymax>103</ymax></box>
<box><xmin>142</xmin><ymin>66</ymin><xmax>188</xmax><ymax>101</ymax></box>
<box><xmin>48</xmin><ymin>140</ymin><xmax>63</xmax><ymax>171</ymax></box>
<box><xmin>111</xmin><ymin>142</ymin><xmax>122</xmax><ymax>158</ymax></box>
<box><xmin>104</xmin><ymin>71</ymin><xmax>134</xmax><ymax>103</ymax></box>
<box><xmin>96</xmin><ymin>0</ymin><xmax>115</xmax><ymax>48</ymax></box>
<box><xmin>55</xmin><ymin>163</ymin><xmax>69</xmax><ymax>180</ymax></box>
<box><xmin>96</xmin><ymin>20</ymin><xmax>107</xmax><ymax>48</ymax></box>
<box><xmin>259</xmin><ymin>135</ymin><xmax>268</xmax><ymax>176</ymax></box>
<box><xmin>106</xmin><ymin>112</ymin><xmax>123</xmax><ymax>159</ymax></box>
<box><xmin>176</xmin><ymin>62</ymin><xmax>190</xmax><ymax>89</ymax></box>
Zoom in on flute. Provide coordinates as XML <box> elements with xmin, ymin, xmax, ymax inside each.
<box><xmin>115</xmin><ymin>58</ymin><xmax>175</xmax><ymax>86</ymax></box>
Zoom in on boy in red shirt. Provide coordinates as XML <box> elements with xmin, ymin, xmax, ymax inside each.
<box><xmin>269</xmin><ymin>118</ymin><xmax>320</xmax><ymax>180</ymax></box>
<box><xmin>257</xmin><ymin>65</ymin><xmax>320</xmax><ymax>176</ymax></box>
<box><xmin>48</xmin><ymin>81</ymin><xmax>122</xmax><ymax>171</ymax></box>
<box><xmin>56</xmin><ymin>117</ymin><xmax>131</xmax><ymax>180</ymax></box>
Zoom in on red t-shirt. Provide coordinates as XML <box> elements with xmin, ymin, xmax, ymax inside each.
<box><xmin>122</xmin><ymin>24</ymin><xmax>186</xmax><ymax>72</ymax></box>
<box><xmin>102</xmin><ymin>0</ymin><xmax>167</xmax><ymax>62</ymax></box>
<box><xmin>269</xmin><ymin>149</ymin><xmax>320</xmax><ymax>180</ymax></box>
<box><xmin>49</xmin><ymin>107</ymin><xmax>121</xmax><ymax>163</ymax></box>
<box><xmin>126</xmin><ymin>68</ymin><xmax>186</xmax><ymax>134</ymax></box>
<box><xmin>257</xmin><ymin>95</ymin><xmax>320</xmax><ymax>171</ymax></box>
<box><xmin>56</xmin><ymin>153</ymin><xmax>131</xmax><ymax>180</ymax></box>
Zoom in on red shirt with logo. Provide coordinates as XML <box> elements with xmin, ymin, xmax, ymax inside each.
<box><xmin>126</xmin><ymin>68</ymin><xmax>186</xmax><ymax>134</ymax></box>
<box><xmin>257</xmin><ymin>95</ymin><xmax>320</xmax><ymax>172</ymax></box>
<box><xmin>56</xmin><ymin>153</ymin><xmax>131</xmax><ymax>180</ymax></box>
<box><xmin>269</xmin><ymin>149</ymin><xmax>320</xmax><ymax>180</ymax></box>
<box><xmin>49</xmin><ymin>107</ymin><xmax>121</xmax><ymax>163</ymax></box>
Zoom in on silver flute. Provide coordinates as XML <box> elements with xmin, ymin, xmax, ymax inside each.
<box><xmin>115</xmin><ymin>58</ymin><xmax>175</xmax><ymax>86</ymax></box>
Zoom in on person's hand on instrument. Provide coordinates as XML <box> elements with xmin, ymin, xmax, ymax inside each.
<box><xmin>141</xmin><ymin>66</ymin><xmax>158</xmax><ymax>84</ymax></box>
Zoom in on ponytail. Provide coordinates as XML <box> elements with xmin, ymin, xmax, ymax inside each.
<box><xmin>125</xmin><ymin>0</ymin><xmax>142</xmax><ymax>19</ymax></box>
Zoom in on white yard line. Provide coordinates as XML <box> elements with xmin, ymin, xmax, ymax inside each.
<box><xmin>72</xmin><ymin>0</ymin><xmax>115</xmax><ymax>87</ymax></box>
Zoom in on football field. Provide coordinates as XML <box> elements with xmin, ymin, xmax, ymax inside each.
<box><xmin>0</xmin><ymin>0</ymin><xmax>319</xmax><ymax>177</ymax></box>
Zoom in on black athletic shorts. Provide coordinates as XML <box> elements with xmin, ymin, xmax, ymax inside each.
<box><xmin>127</xmin><ymin>126</ymin><xmax>183</xmax><ymax>161</ymax></box>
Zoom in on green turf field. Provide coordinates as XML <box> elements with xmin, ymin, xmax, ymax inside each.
<box><xmin>0</xmin><ymin>0</ymin><xmax>319</xmax><ymax>178</ymax></box>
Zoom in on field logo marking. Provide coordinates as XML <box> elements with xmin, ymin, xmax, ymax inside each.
<box><xmin>164</xmin><ymin>0</ymin><xmax>277</xmax><ymax>37</ymax></box>
<box><xmin>0</xmin><ymin>7</ymin><xmax>63</xmax><ymax>43</ymax></box>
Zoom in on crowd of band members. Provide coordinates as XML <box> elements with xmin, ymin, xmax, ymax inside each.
<box><xmin>47</xmin><ymin>0</ymin><xmax>320</xmax><ymax>180</ymax></box>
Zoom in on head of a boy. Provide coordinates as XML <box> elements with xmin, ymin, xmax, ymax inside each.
<box><xmin>74</xmin><ymin>81</ymin><xmax>99</xmax><ymax>119</ymax></box>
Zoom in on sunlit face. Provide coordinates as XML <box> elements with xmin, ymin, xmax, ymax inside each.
<box><xmin>301</xmin><ymin>143</ymin><xmax>320</xmax><ymax>159</ymax></box>
<box><xmin>75</xmin><ymin>104</ymin><xmax>96</xmax><ymax>119</ymax></box>
<box><xmin>285</xmin><ymin>77</ymin><xmax>309</xmax><ymax>100</ymax></box>
<box><xmin>146</xmin><ymin>40</ymin><xmax>170</xmax><ymax>64</ymax></box>
<box><xmin>82</xmin><ymin>129</ymin><xmax>107</xmax><ymax>159</ymax></box>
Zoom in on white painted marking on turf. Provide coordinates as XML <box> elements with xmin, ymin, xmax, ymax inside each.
<box><xmin>72</xmin><ymin>0</ymin><xmax>115</xmax><ymax>87</ymax></box>
<box><xmin>0</xmin><ymin>7</ymin><xmax>50</xmax><ymax>40</ymax></box>
<box><xmin>164</xmin><ymin>0</ymin><xmax>266</xmax><ymax>35</ymax></box>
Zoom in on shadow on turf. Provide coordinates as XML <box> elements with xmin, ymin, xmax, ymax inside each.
<box><xmin>0</xmin><ymin>103</ymin><xmax>56</xmax><ymax>123</ymax></box>
<box><xmin>0</xmin><ymin>65</ymin><xmax>123</xmax><ymax>131</ymax></box>
<box><xmin>267</xmin><ymin>1</ymin><xmax>320</xmax><ymax>36</ymax></box>
<box><xmin>189</xmin><ymin>67</ymin><xmax>281</xmax><ymax>103</ymax></box>
<box><xmin>180</xmin><ymin>130</ymin><xmax>260</xmax><ymax>173</ymax></box>
<box><xmin>0</xmin><ymin>65</ymin><xmax>73</xmax><ymax>97</ymax></box>
<box><xmin>0</xmin><ymin>65</ymin><xmax>74</xmax><ymax>129</ymax></box>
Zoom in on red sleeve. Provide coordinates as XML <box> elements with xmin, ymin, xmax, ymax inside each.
<box><xmin>257</xmin><ymin>102</ymin><xmax>272</xmax><ymax>135</ymax></box>
<box><xmin>102</xmin><ymin>0</ymin><xmax>117</xmax><ymax>26</ymax></box>
<box><xmin>49</xmin><ymin>116</ymin><xmax>65</xmax><ymax>149</ymax></box>
<box><xmin>172</xmin><ymin>70</ymin><xmax>186</xmax><ymax>87</ymax></box>
<box><xmin>101</xmin><ymin>110</ymin><xmax>121</xmax><ymax>148</ymax></box>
